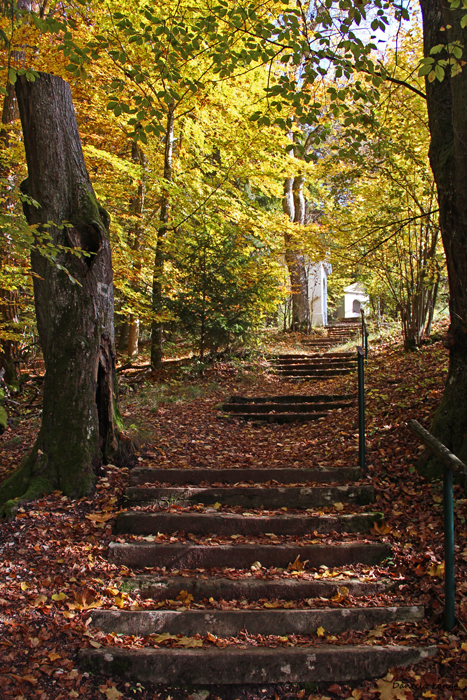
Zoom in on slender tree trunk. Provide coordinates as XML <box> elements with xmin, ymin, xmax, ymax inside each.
<box><xmin>283</xmin><ymin>176</ymin><xmax>308</xmax><ymax>331</ymax></box>
<box><xmin>417</xmin><ymin>0</ymin><xmax>467</xmax><ymax>472</ymax></box>
<box><xmin>151</xmin><ymin>105</ymin><xmax>174</xmax><ymax>368</ymax></box>
<box><xmin>0</xmin><ymin>73</ymin><xmax>118</xmax><ymax>512</ymax></box>
<box><xmin>126</xmin><ymin>141</ymin><xmax>146</xmax><ymax>358</ymax></box>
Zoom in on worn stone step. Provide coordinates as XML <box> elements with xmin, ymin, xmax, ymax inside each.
<box><xmin>223</xmin><ymin>402</ymin><xmax>353</xmax><ymax>414</ymax></box>
<box><xmin>229</xmin><ymin>393</ymin><xmax>354</xmax><ymax>403</ymax></box>
<box><xmin>87</xmin><ymin>605</ymin><xmax>424</xmax><ymax>637</ymax></box>
<box><xmin>273</xmin><ymin>367</ymin><xmax>355</xmax><ymax>374</ymax></box>
<box><xmin>109</xmin><ymin>541</ymin><xmax>391</xmax><ymax>569</ymax></box>
<box><xmin>276</xmin><ymin>369</ymin><xmax>354</xmax><ymax>377</ymax></box>
<box><xmin>275</xmin><ymin>353</ymin><xmax>355</xmax><ymax>359</ymax></box>
<box><xmin>124</xmin><ymin>484</ymin><xmax>375</xmax><ymax>508</ymax></box>
<box><xmin>115</xmin><ymin>511</ymin><xmax>383</xmax><ymax>536</ymax></box>
<box><xmin>130</xmin><ymin>465</ymin><xmax>362</xmax><ymax>486</ymax></box>
<box><xmin>124</xmin><ymin>574</ymin><xmax>398</xmax><ymax>601</ymax></box>
<box><xmin>79</xmin><ymin>645</ymin><xmax>437</xmax><ymax>685</ymax></box>
<box><xmin>229</xmin><ymin>412</ymin><xmax>330</xmax><ymax>423</ymax></box>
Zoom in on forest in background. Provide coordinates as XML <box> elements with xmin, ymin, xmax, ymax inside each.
<box><xmin>0</xmin><ymin>0</ymin><xmax>446</xmax><ymax>385</ymax></box>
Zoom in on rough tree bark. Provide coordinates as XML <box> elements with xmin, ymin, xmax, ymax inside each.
<box><xmin>418</xmin><ymin>0</ymin><xmax>467</xmax><ymax>472</ymax></box>
<box><xmin>0</xmin><ymin>72</ymin><xmax>118</xmax><ymax>512</ymax></box>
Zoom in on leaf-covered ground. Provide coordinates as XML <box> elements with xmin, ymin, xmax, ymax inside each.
<box><xmin>0</xmin><ymin>328</ymin><xmax>466</xmax><ymax>700</ymax></box>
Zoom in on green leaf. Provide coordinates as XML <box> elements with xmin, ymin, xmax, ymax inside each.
<box><xmin>430</xmin><ymin>44</ymin><xmax>445</xmax><ymax>55</ymax></box>
<box><xmin>418</xmin><ymin>63</ymin><xmax>434</xmax><ymax>76</ymax></box>
<box><xmin>434</xmin><ymin>64</ymin><xmax>445</xmax><ymax>81</ymax></box>
<box><xmin>8</xmin><ymin>67</ymin><xmax>16</xmax><ymax>85</ymax></box>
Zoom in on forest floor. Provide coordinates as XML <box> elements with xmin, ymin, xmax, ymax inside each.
<box><xmin>0</xmin><ymin>325</ymin><xmax>467</xmax><ymax>700</ymax></box>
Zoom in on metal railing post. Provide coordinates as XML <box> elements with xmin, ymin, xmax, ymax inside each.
<box><xmin>444</xmin><ymin>465</ymin><xmax>456</xmax><ymax>631</ymax></box>
<box><xmin>357</xmin><ymin>346</ymin><xmax>366</xmax><ymax>472</ymax></box>
<box><xmin>407</xmin><ymin>419</ymin><xmax>464</xmax><ymax>632</ymax></box>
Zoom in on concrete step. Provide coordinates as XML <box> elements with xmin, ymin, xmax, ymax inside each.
<box><xmin>109</xmin><ymin>541</ymin><xmax>391</xmax><ymax>569</ymax></box>
<box><xmin>123</xmin><ymin>574</ymin><xmax>398</xmax><ymax>601</ymax></box>
<box><xmin>272</xmin><ymin>361</ymin><xmax>356</xmax><ymax>368</ymax></box>
<box><xmin>87</xmin><ymin>605</ymin><xmax>424</xmax><ymax>637</ymax></box>
<box><xmin>124</xmin><ymin>484</ymin><xmax>375</xmax><ymax>508</ymax></box>
<box><xmin>115</xmin><ymin>511</ymin><xmax>383</xmax><ymax>536</ymax></box>
<box><xmin>79</xmin><ymin>645</ymin><xmax>437</xmax><ymax>685</ymax></box>
<box><xmin>130</xmin><ymin>465</ymin><xmax>362</xmax><ymax>486</ymax></box>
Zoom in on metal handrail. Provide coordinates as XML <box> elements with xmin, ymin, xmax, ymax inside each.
<box><xmin>357</xmin><ymin>346</ymin><xmax>366</xmax><ymax>472</ymax></box>
<box><xmin>407</xmin><ymin>419</ymin><xmax>466</xmax><ymax>631</ymax></box>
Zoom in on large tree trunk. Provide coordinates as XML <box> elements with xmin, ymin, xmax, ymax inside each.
<box><xmin>0</xmin><ymin>72</ymin><xmax>118</xmax><ymax>512</ymax></box>
<box><xmin>418</xmin><ymin>0</ymin><xmax>467</xmax><ymax>472</ymax></box>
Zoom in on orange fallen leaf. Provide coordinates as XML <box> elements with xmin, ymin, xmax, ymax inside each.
<box><xmin>287</xmin><ymin>555</ymin><xmax>308</xmax><ymax>572</ymax></box>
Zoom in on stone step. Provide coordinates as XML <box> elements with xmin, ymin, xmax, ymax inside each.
<box><xmin>223</xmin><ymin>401</ymin><xmax>353</xmax><ymax>413</ymax></box>
<box><xmin>272</xmin><ymin>361</ymin><xmax>356</xmax><ymax>368</ymax></box>
<box><xmin>115</xmin><ymin>511</ymin><xmax>383</xmax><ymax>536</ymax></box>
<box><xmin>124</xmin><ymin>574</ymin><xmax>397</xmax><ymax>601</ymax></box>
<box><xmin>109</xmin><ymin>541</ymin><xmax>391</xmax><ymax>569</ymax></box>
<box><xmin>275</xmin><ymin>353</ymin><xmax>355</xmax><ymax>359</ymax></box>
<box><xmin>227</xmin><ymin>393</ymin><xmax>354</xmax><ymax>403</ymax></box>
<box><xmin>79</xmin><ymin>645</ymin><xmax>437</xmax><ymax>685</ymax></box>
<box><xmin>87</xmin><ymin>605</ymin><xmax>424</xmax><ymax>637</ymax></box>
<box><xmin>124</xmin><ymin>484</ymin><xmax>375</xmax><ymax>508</ymax></box>
<box><xmin>275</xmin><ymin>369</ymin><xmax>354</xmax><ymax>377</ymax></box>
<box><xmin>130</xmin><ymin>465</ymin><xmax>362</xmax><ymax>486</ymax></box>
<box><xmin>228</xmin><ymin>412</ymin><xmax>330</xmax><ymax>423</ymax></box>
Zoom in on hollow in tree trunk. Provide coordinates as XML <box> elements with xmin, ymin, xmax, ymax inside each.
<box><xmin>0</xmin><ymin>72</ymin><xmax>119</xmax><ymax>513</ymax></box>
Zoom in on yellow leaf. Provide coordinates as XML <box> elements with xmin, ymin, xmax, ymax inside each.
<box><xmin>33</xmin><ymin>594</ymin><xmax>47</xmax><ymax>607</ymax></box>
<box><xmin>316</xmin><ymin>627</ymin><xmax>325</xmax><ymax>637</ymax></box>
<box><xmin>176</xmin><ymin>636</ymin><xmax>203</xmax><ymax>647</ymax></box>
<box><xmin>458</xmin><ymin>679</ymin><xmax>467</xmax><ymax>689</ymax></box>
<box><xmin>63</xmin><ymin>611</ymin><xmax>76</xmax><ymax>619</ymax></box>
<box><xmin>152</xmin><ymin>633</ymin><xmax>176</xmax><ymax>644</ymax></box>
<box><xmin>176</xmin><ymin>590</ymin><xmax>194</xmax><ymax>606</ymax></box>
<box><xmin>333</xmin><ymin>502</ymin><xmax>344</xmax><ymax>511</ymax></box>
<box><xmin>100</xmin><ymin>685</ymin><xmax>123</xmax><ymax>699</ymax></box>
<box><xmin>427</xmin><ymin>562</ymin><xmax>445</xmax><ymax>577</ymax></box>
<box><xmin>371</xmin><ymin>522</ymin><xmax>393</xmax><ymax>535</ymax></box>
<box><xmin>20</xmin><ymin>582</ymin><xmax>29</xmax><ymax>591</ymax></box>
<box><xmin>287</xmin><ymin>555</ymin><xmax>308</xmax><ymax>572</ymax></box>
<box><xmin>52</xmin><ymin>592</ymin><xmax>67</xmax><ymax>601</ymax></box>
<box><xmin>212</xmin><ymin>502</ymin><xmax>222</xmax><ymax>510</ymax></box>
<box><xmin>352</xmin><ymin>689</ymin><xmax>363</xmax><ymax>699</ymax></box>
<box><xmin>206</xmin><ymin>633</ymin><xmax>217</xmax><ymax>642</ymax></box>
<box><xmin>89</xmin><ymin>640</ymin><xmax>102</xmax><ymax>648</ymax></box>
<box><xmin>106</xmin><ymin>587</ymin><xmax>120</xmax><ymax>597</ymax></box>
<box><xmin>374</xmin><ymin>678</ymin><xmax>410</xmax><ymax>700</ymax></box>
<box><xmin>85</xmin><ymin>512</ymin><xmax>114</xmax><ymax>523</ymax></box>
<box><xmin>114</xmin><ymin>596</ymin><xmax>125</xmax><ymax>608</ymax></box>
<box><xmin>48</xmin><ymin>652</ymin><xmax>61</xmax><ymax>661</ymax></box>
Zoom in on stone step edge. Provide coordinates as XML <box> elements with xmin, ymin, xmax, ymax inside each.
<box><xmin>78</xmin><ymin>645</ymin><xmax>437</xmax><ymax>685</ymax></box>
<box><xmin>130</xmin><ymin>466</ymin><xmax>363</xmax><ymax>486</ymax></box>
<box><xmin>108</xmin><ymin>541</ymin><xmax>392</xmax><ymax>569</ymax></box>
<box><xmin>123</xmin><ymin>575</ymin><xmax>399</xmax><ymax>601</ymax></box>
<box><xmin>115</xmin><ymin>511</ymin><xmax>383</xmax><ymax>536</ymax></box>
<box><xmin>87</xmin><ymin>605</ymin><xmax>424</xmax><ymax>637</ymax></box>
<box><xmin>124</xmin><ymin>485</ymin><xmax>375</xmax><ymax>509</ymax></box>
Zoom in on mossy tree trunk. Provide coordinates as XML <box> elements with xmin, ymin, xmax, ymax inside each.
<box><xmin>417</xmin><ymin>0</ymin><xmax>467</xmax><ymax>473</ymax></box>
<box><xmin>0</xmin><ymin>72</ymin><xmax>118</xmax><ymax>511</ymax></box>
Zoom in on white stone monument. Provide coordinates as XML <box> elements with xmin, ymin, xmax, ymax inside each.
<box><xmin>307</xmin><ymin>261</ymin><xmax>332</xmax><ymax>326</ymax></box>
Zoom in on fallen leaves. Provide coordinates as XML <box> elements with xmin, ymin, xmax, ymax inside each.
<box><xmin>287</xmin><ymin>555</ymin><xmax>308</xmax><ymax>571</ymax></box>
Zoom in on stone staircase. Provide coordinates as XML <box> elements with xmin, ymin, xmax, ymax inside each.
<box><xmin>221</xmin><ymin>393</ymin><xmax>354</xmax><ymax>423</ymax></box>
<box><xmin>270</xmin><ymin>352</ymin><xmax>356</xmax><ymax>379</ymax></box>
<box><xmin>79</xmin><ymin>464</ymin><xmax>436</xmax><ymax>687</ymax></box>
<box><xmin>301</xmin><ymin>322</ymin><xmax>361</xmax><ymax>351</ymax></box>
